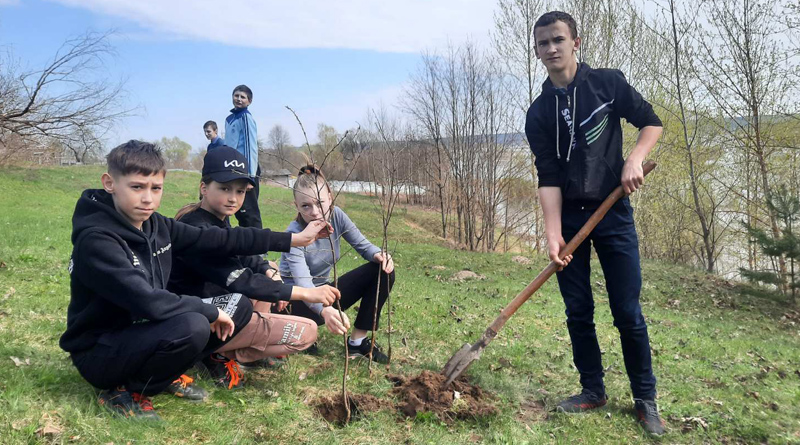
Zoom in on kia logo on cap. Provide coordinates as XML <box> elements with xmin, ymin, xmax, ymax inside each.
<box><xmin>224</xmin><ymin>160</ymin><xmax>245</xmax><ymax>169</ymax></box>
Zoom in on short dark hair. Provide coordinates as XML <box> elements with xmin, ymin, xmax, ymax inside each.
<box><xmin>232</xmin><ymin>84</ymin><xmax>253</xmax><ymax>102</ymax></box>
<box><xmin>106</xmin><ymin>140</ymin><xmax>166</xmax><ymax>177</ymax></box>
<box><xmin>203</xmin><ymin>120</ymin><xmax>217</xmax><ymax>131</ymax></box>
<box><xmin>534</xmin><ymin>11</ymin><xmax>578</xmax><ymax>40</ymax></box>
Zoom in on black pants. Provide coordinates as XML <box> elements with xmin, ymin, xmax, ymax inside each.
<box><xmin>290</xmin><ymin>262</ymin><xmax>395</xmax><ymax>332</ymax></box>
<box><xmin>71</xmin><ymin>313</ymin><xmax>211</xmax><ymax>396</ymax></box>
<box><xmin>556</xmin><ymin>198</ymin><xmax>657</xmax><ymax>400</ymax></box>
<box><xmin>71</xmin><ymin>299</ymin><xmax>253</xmax><ymax>396</ymax></box>
<box><xmin>235</xmin><ymin>166</ymin><xmax>262</xmax><ymax>229</ymax></box>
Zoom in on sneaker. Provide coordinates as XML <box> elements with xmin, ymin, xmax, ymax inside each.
<box><xmin>238</xmin><ymin>356</ymin><xmax>286</xmax><ymax>370</ymax></box>
<box><xmin>555</xmin><ymin>389</ymin><xmax>608</xmax><ymax>413</ymax></box>
<box><xmin>198</xmin><ymin>353</ymin><xmax>244</xmax><ymax>390</ymax></box>
<box><xmin>98</xmin><ymin>387</ymin><xmax>144</xmax><ymax>419</ymax></box>
<box><xmin>348</xmin><ymin>338</ymin><xmax>389</xmax><ymax>364</ymax></box>
<box><xmin>130</xmin><ymin>392</ymin><xmax>161</xmax><ymax>421</ymax></box>
<box><xmin>165</xmin><ymin>374</ymin><xmax>208</xmax><ymax>401</ymax></box>
<box><xmin>634</xmin><ymin>399</ymin><xmax>666</xmax><ymax>436</ymax></box>
<box><xmin>302</xmin><ymin>342</ymin><xmax>320</xmax><ymax>356</ymax></box>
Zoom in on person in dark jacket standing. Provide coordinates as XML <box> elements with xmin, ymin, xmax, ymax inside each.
<box><xmin>525</xmin><ymin>11</ymin><xmax>665</xmax><ymax>436</ymax></box>
<box><xmin>61</xmin><ymin>140</ymin><xmax>329</xmax><ymax>420</ymax></box>
<box><xmin>204</xmin><ymin>120</ymin><xmax>224</xmax><ymax>150</ymax></box>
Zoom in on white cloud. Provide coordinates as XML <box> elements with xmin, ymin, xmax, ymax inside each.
<box><xmin>50</xmin><ymin>0</ymin><xmax>496</xmax><ymax>53</ymax></box>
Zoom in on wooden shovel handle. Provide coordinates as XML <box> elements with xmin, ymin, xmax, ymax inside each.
<box><xmin>484</xmin><ymin>161</ymin><xmax>656</xmax><ymax>338</ymax></box>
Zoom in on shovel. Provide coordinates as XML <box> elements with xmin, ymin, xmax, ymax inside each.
<box><xmin>441</xmin><ymin>161</ymin><xmax>656</xmax><ymax>387</ymax></box>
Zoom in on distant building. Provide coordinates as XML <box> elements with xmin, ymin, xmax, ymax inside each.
<box><xmin>262</xmin><ymin>169</ymin><xmax>292</xmax><ymax>187</ymax></box>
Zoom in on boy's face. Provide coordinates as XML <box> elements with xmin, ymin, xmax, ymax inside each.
<box><xmin>101</xmin><ymin>171</ymin><xmax>165</xmax><ymax>230</ymax></box>
<box><xmin>204</xmin><ymin>126</ymin><xmax>217</xmax><ymax>140</ymax></box>
<box><xmin>200</xmin><ymin>179</ymin><xmax>249</xmax><ymax>220</ymax></box>
<box><xmin>294</xmin><ymin>185</ymin><xmax>332</xmax><ymax>225</ymax></box>
<box><xmin>534</xmin><ymin>21</ymin><xmax>580</xmax><ymax>73</ymax></box>
<box><xmin>232</xmin><ymin>90</ymin><xmax>251</xmax><ymax>109</ymax></box>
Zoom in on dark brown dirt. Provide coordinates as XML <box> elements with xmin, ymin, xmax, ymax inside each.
<box><xmin>313</xmin><ymin>393</ymin><xmax>393</xmax><ymax>425</ymax></box>
<box><xmin>312</xmin><ymin>370</ymin><xmax>498</xmax><ymax>425</ymax></box>
<box><xmin>387</xmin><ymin>370</ymin><xmax>498</xmax><ymax>421</ymax></box>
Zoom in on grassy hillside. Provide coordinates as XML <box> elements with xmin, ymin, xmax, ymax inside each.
<box><xmin>0</xmin><ymin>166</ymin><xmax>798</xmax><ymax>444</ymax></box>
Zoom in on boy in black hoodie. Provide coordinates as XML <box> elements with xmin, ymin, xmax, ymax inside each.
<box><xmin>60</xmin><ymin>140</ymin><xmax>330</xmax><ymax>420</ymax></box>
<box><xmin>525</xmin><ymin>12</ymin><xmax>665</xmax><ymax>435</ymax></box>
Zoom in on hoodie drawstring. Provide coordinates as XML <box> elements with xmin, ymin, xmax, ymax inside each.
<box><xmin>555</xmin><ymin>95</ymin><xmax>561</xmax><ymax>160</ymax></box>
<box><xmin>566</xmin><ymin>87</ymin><xmax>577</xmax><ymax>162</ymax></box>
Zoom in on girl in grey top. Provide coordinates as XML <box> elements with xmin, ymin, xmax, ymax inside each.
<box><xmin>279</xmin><ymin>166</ymin><xmax>396</xmax><ymax>363</ymax></box>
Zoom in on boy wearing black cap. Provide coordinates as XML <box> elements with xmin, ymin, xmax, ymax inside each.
<box><xmin>61</xmin><ymin>140</ymin><xmax>330</xmax><ymax>420</ymax></box>
<box><xmin>170</xmin><ymin>146</ymin><xmax>340</xmax><ymax>388</ymax></box>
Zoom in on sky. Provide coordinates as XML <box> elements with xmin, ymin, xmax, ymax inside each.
<box><xmin>0</xmin><ymin>0</ymin><xmax>497</xmax><ymax>151</ymax></box>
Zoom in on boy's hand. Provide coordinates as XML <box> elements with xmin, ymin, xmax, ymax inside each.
<box><xmin>273</xmin><ymin>301</ymin><xmax>289</xmax><ymax>312</ymax></box>
<box><xmin>321</xmin><ymin>306</ymin><xmax>350</xmax><ymax>335</ymax></box>
<box><xmin>622</xmin><ymin>158</ymin><xmax>645</xmax><ymax>195</ymax></box>
<box><xmin>547</xmin><ymin>233</ymin><xmax>572</xmax><ymax>271</ymax></box>
<box><xmin>210</xmin><ymin>309</ymin><xmax>235</xmax><ymax>341</ymax></box>
<box><xmin>291</xmin><ymin>220</ymin><xmax>334</xmax><ymax>247</ymax></box>
<box><xmin>373</xmin><ymin>251</ymin><xmax>394</xmax><ymax>274</ymax></box>
<box><xmin>302</xmin><ymin>285</ymin><xmax>340</xmax><ymax>306</ymax></box>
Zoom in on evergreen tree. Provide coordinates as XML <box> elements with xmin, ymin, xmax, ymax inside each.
<box><xmin>741</xmin><ymin>186</ymin><xmax>800</xmax><ymax>305</ymax></box>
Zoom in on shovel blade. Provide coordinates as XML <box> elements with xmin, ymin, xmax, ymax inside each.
<box><xmin>441</xmin><ymin>342</ymin><xmax>485</xmax><ymax>387</ymax></box>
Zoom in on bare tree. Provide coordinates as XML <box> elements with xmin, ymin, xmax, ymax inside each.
<box><xmin>402</xmin><ymin>52</ymin><xmax>452</xmax><ymax>238</ymax></box>
<box><xmin>62</xmin><ymin>125</ymin><xmax>106</xmax><ymax>164</ymax></box>
<box><xmin>698</xmin><ymin>0</ymin><xmax>799</xmax><ymax>283</ymax></box>
<box><xmin>0</xmin><ymin>31</ymin><xmax>133</xmax><ymax>163</ymax></box>
<box><xmin>267</xmin><ymin>124</ymin><xmax>292</xmax><ymax>170</ymax></box>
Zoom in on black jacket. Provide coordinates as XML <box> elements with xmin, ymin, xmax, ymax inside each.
<box><xmin>525</xmin><ymin>63</ymin><xmax>662</xmax><ymax>203</ymax></box>
<box><xmin>169</xmin><ymin>207</ymin><xmax>293</xmax><ymax>302</ymax></box>
<box><xmin>60</xmin><ymin>189</ymin><xmax>291</xmax><ymax>354</ymax></box>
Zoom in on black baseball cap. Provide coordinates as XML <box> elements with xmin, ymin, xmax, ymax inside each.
<box><xmin>202</xmin><ymin>145</ymin><xmax>256</xmax><ymax>186</ymax></box>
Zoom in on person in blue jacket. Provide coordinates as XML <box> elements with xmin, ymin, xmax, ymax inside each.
<box><xmin>224</xmin><ymin>84</ymin><xmax>261</xmax><ymax>228</ymax></box>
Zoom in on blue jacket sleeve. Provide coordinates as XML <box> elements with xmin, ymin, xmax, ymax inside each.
<box><xmin>244</xmin><ymin>112</ymin><xmax>259</xmax><ymax>176</ymax></box>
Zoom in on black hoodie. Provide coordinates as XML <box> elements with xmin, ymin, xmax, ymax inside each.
<box><xmin>169</xmin><ymin>207</ymin><xmax>294</xmax><ymax>302</ymax></box>
<box><xmin>60</xmin><ymin>189</ymin><xmax>291</xmax><ymax>354</ymax></box>
<box><xmin>525</xmin><ymin>62</ymin><xmax>662</xmax><ymax>203</ymax></box>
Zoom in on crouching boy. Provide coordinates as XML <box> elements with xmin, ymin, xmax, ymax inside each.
<box><xmin>59</xmin><ymin>140</ymin><xmax>329</xmax><ymax>420</ymax></box>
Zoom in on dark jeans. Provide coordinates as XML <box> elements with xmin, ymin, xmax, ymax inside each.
<box><xmin>235</xmin><ymin>166</ymin><xmax>262</xmax><ymax>229</ymax></box>
<box><xmin>290</xmin><ymin>262</ymin><xmax>395</xmax><ymax>332</ymax></box>
<box><xmin>71</xmin><ymin>313</ymin><xmax>211</xmax><ymax>396</ymax></box>
<box><xmin>556</xmin><ymin>198</ymin><xmax>657</xmax><ymax>400</ymax></box>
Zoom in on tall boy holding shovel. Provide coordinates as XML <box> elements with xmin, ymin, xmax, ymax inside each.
<box><xmin>525</xmin><ymin>11</ymin><xmax>665</xmax><ymax>435</ymax></box>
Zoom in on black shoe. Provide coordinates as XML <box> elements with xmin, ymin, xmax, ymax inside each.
<box><xmin>131</xmin><ymin>392</ymin><xmax>162</xmax><ymax>421</ymax></box>
<box><xmin>98</xmin><ymin>387</ymin><xmax>150</xmax><ymax>419</ymax></box>
<box><xmin>197</xmin><ymin>353</ymin><xmax>244</xmax><ymax>390</ymax></box>
<box><xmin>348</xmin><ymin>338</ymin><xmax>389</xmax><ymax>364</ymax></box>
<box><xmin>302</xmin><ymin>342</ymin><xmax>320</xmax><ymax>356</ymax></box>
<box><xmin>164</xmin><ymin>374</ymin><xmax>208</xmax><ymax>401</ymax></box>
<box><xmin>237</xmin><ymin>356</ymin><xmax>287</xmax><ymax>370</ymax></box>
<box><xmin>555</xmin><ymin>389</ymin><xmax>608</xmax><ymax>413</ymax></box>
<box><xmin>634</xmin><ymin>399</ymin><xmax>666</xmax><ymax>436</ymax></box>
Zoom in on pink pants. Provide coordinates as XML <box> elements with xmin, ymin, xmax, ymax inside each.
<box><xmin>215</xmin><ymin>307</ymin><xmax>318</xmax><ymax>363</ymax></box>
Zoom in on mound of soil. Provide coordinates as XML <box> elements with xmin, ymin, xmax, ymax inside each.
<box><xmin>451</xmin><ymin>270</ymin><xmax>486</xmax><ymax>281</ymax></box>
<box><xmin>313</xmin><ymin>393</ymin><xmax>392</xmax><ymax>425</ymax></box>
<box><xmin>387</xmin><ymin>370</ymin><xmax>497</xmax><ymax>421</ymax></box>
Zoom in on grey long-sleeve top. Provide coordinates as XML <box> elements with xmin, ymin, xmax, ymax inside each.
<box><xmin>279</xmin><ymin>206</ymin><xmax>382</xmax><ymax>314</ymax></box>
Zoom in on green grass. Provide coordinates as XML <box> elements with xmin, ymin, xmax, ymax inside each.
<box><xmin>0</xmin><ymin>165</ymin><xmax>799</xmax><ymax>444</ymax></box>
